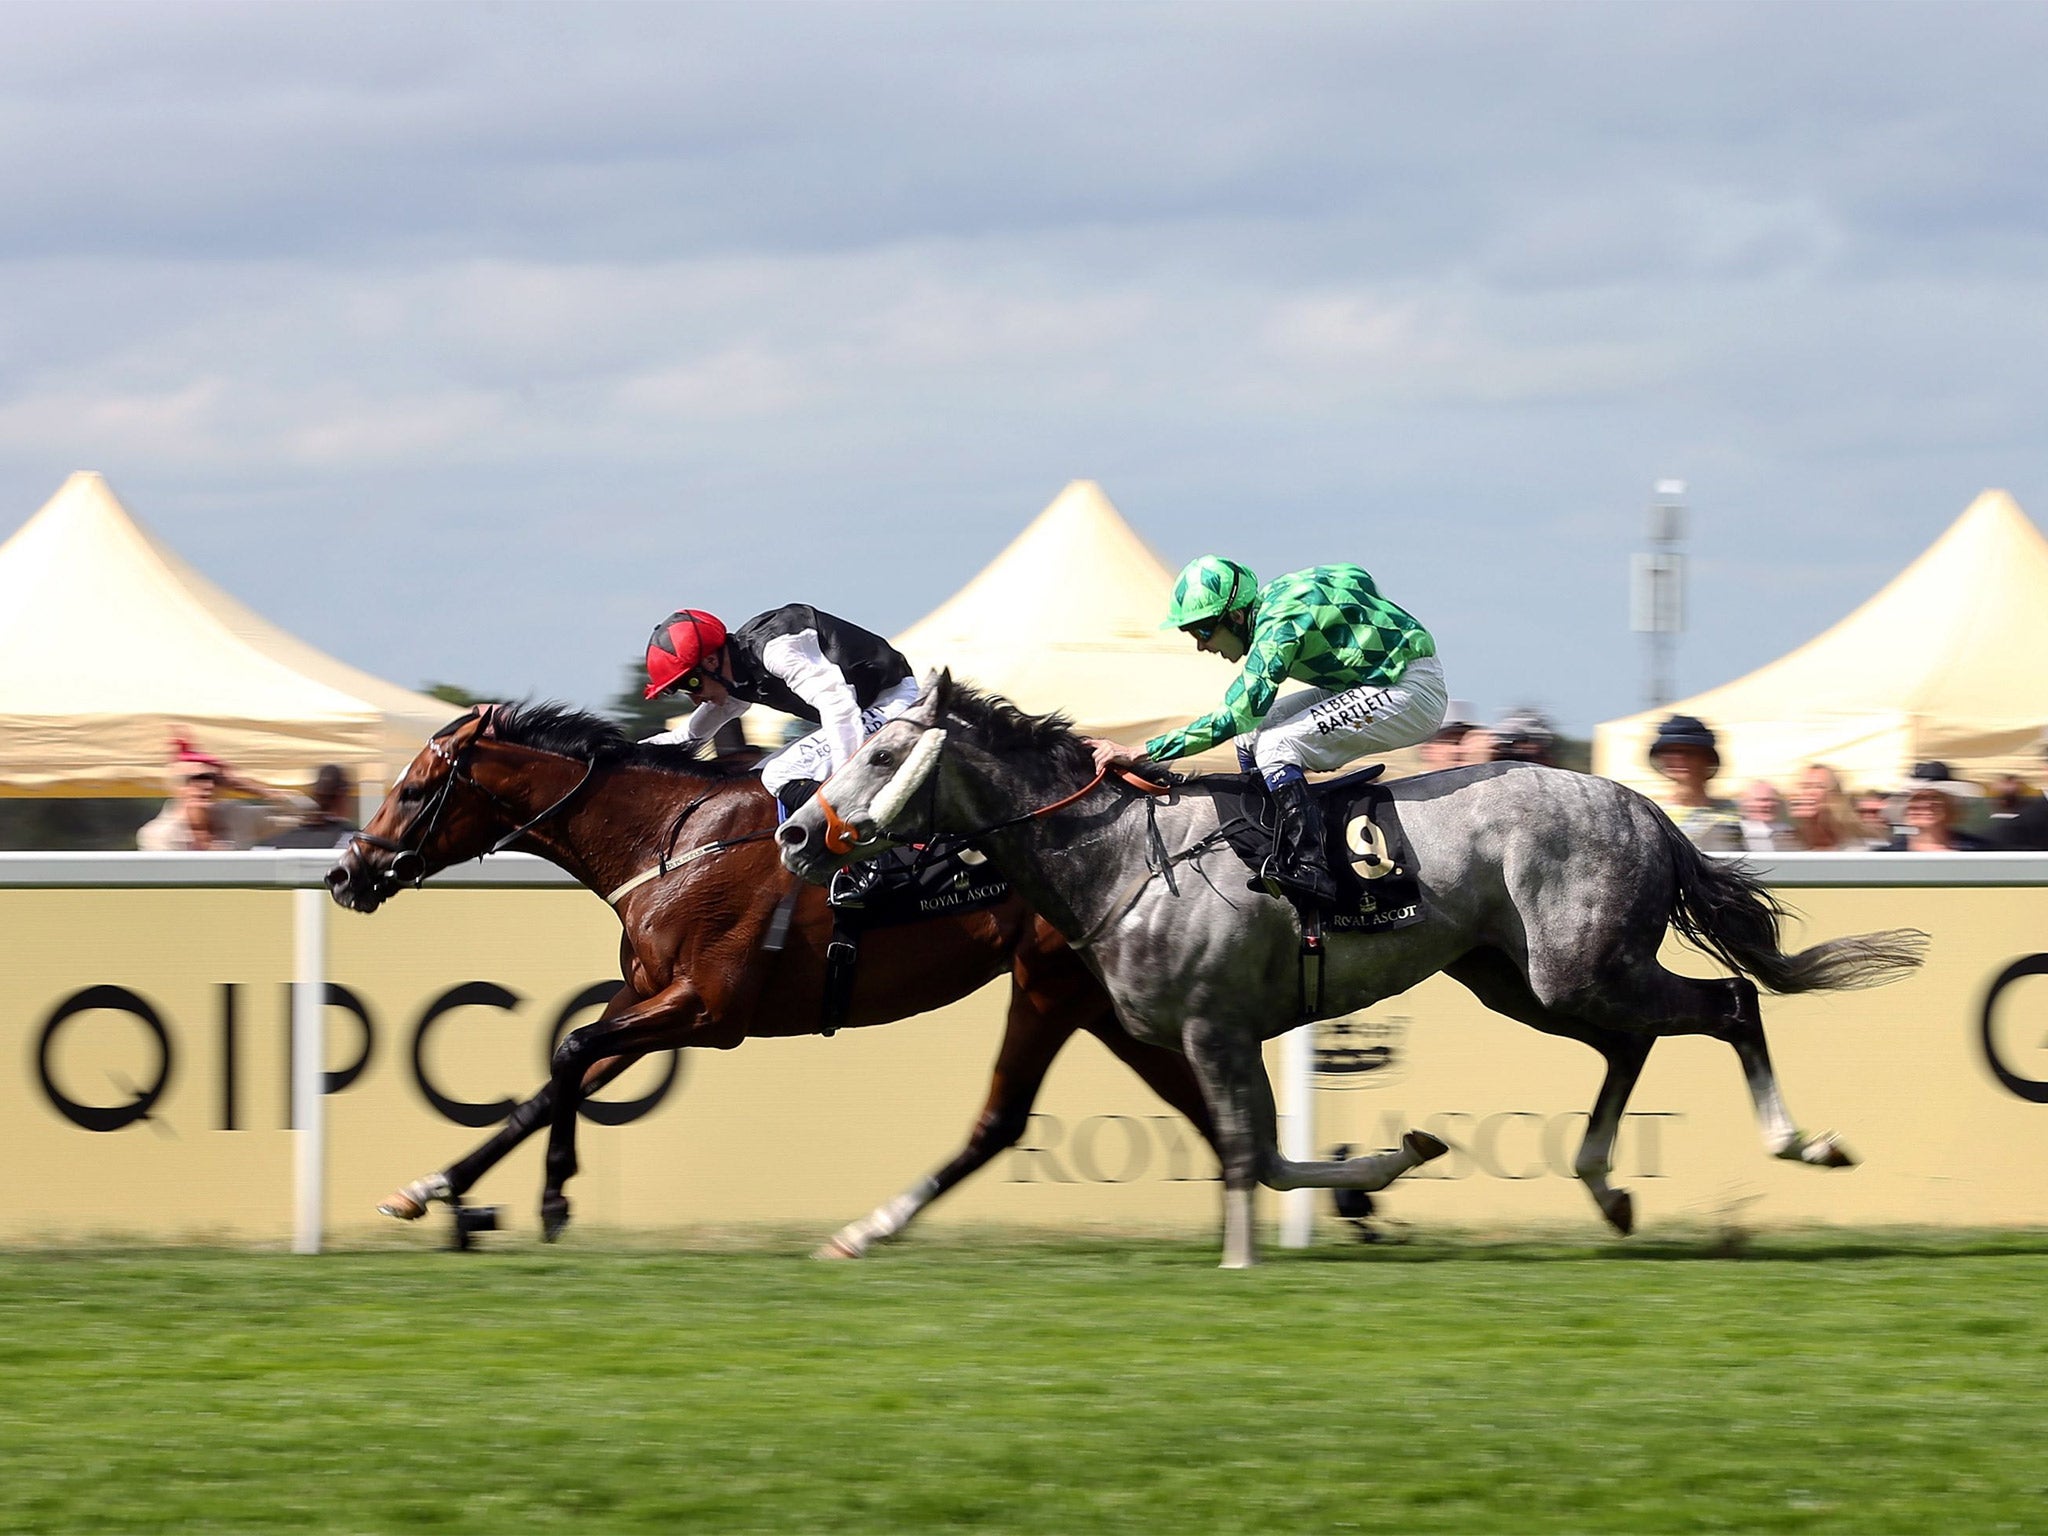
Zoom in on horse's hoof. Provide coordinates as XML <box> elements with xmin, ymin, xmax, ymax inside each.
<box><xmin>540</xmin><ymin>1194</ymin><xmax>572</xmax><ymax>1243</ymax></box>
<box><xmin>1599</xmin><ymin>1189</ymin><xmax>1635</xmax><ymax>1237</ymax></box>
<box><xmin>1403</xmin><ymin>1130</ymin><xmax>1449</xmax><ymax>1165</ymax></box>
<box><xmin>813</xmin><ymin>1235</ymin><xmax>865</xmax><ymax>1261</ymax></box>
<box><xmin>379</xmin><ymin>1173</ymin><xmax>450</xmax><ymax>1221</ymax></box>
<box><xmin>1806</xmin><ymin>1133</ymin><xmax>1857</xmax><ymax>1169</ymax></box>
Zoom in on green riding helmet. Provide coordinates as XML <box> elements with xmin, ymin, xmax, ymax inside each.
<box><xmin>1163</xmin><ymin>555</ymin><xmax>1259</xmax><ymax>631</ymax></box>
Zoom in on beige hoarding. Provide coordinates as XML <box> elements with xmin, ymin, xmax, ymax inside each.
<box><xmin>1315</xmin><ymin>885</ymin><xmax>2048</xmax><ymax>1230</ymax></box>
<box><xmin>2</xmin><ymin>880</ymin><xmax>2044</xmax><ymax>1243</ymax></box>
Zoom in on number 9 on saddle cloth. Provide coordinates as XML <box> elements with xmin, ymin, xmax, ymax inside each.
<box><xmin>1205</xmin><ymin>765</ymin><xmax>1426</xmax><ymax>936</ymax></box>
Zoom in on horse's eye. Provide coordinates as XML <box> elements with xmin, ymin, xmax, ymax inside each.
<box><xmin>397</xmin><ymin>783</ymin><xmax>425</xmax><ymax>804</ymax></box>
<box><xmin>871</xmin><ymin>751</ymin><xmax>895</xmax><ymax>770</ymax></box>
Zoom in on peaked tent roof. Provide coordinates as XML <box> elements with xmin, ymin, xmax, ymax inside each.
<box><xmin>1593</xmin><ymin>489</ymin><xmax>2048</xmax><ymax>793</ymax></box>
<box><xmin>890</xmin><ymin>480</ymin><xmax>1237</xmax><ymax>751</ymax></box>
<box><xmin>0</xmin><ymin>472</ymin><xmax>450</xmax><ymax>793</ymax></box>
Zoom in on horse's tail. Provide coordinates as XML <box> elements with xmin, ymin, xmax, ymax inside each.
<box><xmin>1654</xmin><ymin>815</ymin><xmax>1927</xmax><ymax>994</ymax></box>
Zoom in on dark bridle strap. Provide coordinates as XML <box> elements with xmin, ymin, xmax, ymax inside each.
<box><xmin>967</xmin><ymin>761</ymin><xmax>1171</xmax><ymax>841</ymax></box>
<box><xmin>350</xmin><ymin>712</ymin><xmax>599</xmax><ymax>888</ymax></box>
<box><xmin>482</xmin><ymin>756</ymin><xmax>598</xmax><ymax>856</ymax></box>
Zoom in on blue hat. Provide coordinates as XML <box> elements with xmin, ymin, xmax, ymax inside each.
<box><xmin>1649</xmin><ymin>714</ymin><xmax>1720</xmax><ymax>771</ymax></box>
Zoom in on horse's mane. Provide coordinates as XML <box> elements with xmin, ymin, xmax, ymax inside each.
<box><xmin>484</xmin><ymin>701</ymin><xmax>756</xmax><ymax>779</ymax></box>
<box><xmin>930</xmin><ymin>673</ymin><xmax>1098</xmax><ymax>779</ymax></box>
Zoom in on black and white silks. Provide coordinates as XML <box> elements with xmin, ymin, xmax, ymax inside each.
<box><xmin>647</xmin><ymin>604</ymin><xmax>916</xmax><ymax>789</ymax></box>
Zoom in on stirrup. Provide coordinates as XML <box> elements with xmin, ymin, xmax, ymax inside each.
<box><xmin>828</xmin><ymin>864</ymin><xmax>880</xmax><ymax>909</ymax></box>
<box><xmin>1251</xmin><ymin>855</ymin><xmax>1337</xmax><ymax>908</ymax></box>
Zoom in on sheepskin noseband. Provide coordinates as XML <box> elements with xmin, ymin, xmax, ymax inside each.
<box><xmin>870</xmin><ymin>728</ymin><xmax>947</xmax><ymax>830</ymax></box>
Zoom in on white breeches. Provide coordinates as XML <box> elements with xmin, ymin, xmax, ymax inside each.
<box><xmin>1247</xmin><ymin>655</ymin><xmax>1449</xmax><ymax>774</ymax></box>
<box><xmin>759</xmin><ymin>677</ymin><xmax>923</xmax><ymax>798</ymax></box>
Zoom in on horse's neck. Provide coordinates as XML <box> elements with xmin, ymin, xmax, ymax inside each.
<box><xmin>486</xmin><ymin>752</ymin><xmax>764</xmax><ymax>897</ymax></box>
<box><xmin>968</xmin><ymin>760</ymin><xmax>1189</xmax><ymax>944</ymax></box>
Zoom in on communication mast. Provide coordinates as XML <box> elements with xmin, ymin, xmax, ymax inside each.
<box><xmin>1630</xmin><ymin>480</ymin><xmax>1687</xmax><ymax>709</ymax></box>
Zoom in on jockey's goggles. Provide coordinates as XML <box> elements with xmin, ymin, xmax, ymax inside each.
<box><xmin>1184</xmin><ymin>618</ymin><xmax>1223</xmax><ymax>642</ymax></box>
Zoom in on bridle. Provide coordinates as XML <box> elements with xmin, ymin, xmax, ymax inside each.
<box><xmin>348</xmin><ymin>708</ymin><xmax>598</xmax><ymax>895</ymax></box>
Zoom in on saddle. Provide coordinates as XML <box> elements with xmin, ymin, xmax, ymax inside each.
<box><xmin>1197</xmin><ymin>763</ymin><xmax>1426</xmax><ymax>937</ymax></box>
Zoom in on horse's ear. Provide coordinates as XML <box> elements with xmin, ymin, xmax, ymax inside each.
<box><xmin>910</xmin><ymin>669</ymin><xmax>950</xmax><ymax>725</ymax></box>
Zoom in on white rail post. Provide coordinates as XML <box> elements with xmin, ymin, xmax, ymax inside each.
<box><xmin>1278</xmin><ymin>1021</ymin><xmax>1315</xmax><ymax>1248</ymax></box>
<box><xmin>292</xmin><ymin>883</ymin><xmax>327</xmax><ymax>1255</ymax></box>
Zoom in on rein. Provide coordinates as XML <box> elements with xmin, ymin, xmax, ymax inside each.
<box><xmin>349</xmin><ymin>710</ymin><xmax>598</xmax><ymax>893</ymax></box>
<box><xmin>816</xmin><ymin>756</ymin><xmax>1169</xmax><ymax>857</ymax></box>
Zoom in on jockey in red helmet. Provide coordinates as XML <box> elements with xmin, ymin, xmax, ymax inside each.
<box><xmin>643</xmin><ymin>604</ymin><xmax>920</xmax><ymax>815</ymax></box>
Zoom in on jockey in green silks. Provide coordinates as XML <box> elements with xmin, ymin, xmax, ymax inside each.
<box><xmin>1089</xmin><ymin>556</ymin><xmax>1448</xmax><ymax>907</ymax></box>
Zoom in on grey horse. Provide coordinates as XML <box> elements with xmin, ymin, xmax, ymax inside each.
<box><xmin>777</xmin><ymin>674</ymin><xmax>1927</xmax><ymax>1267</ymax></box>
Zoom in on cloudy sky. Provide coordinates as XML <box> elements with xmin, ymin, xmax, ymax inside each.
<box><xmin>2</xmin><ymin>1</ymin><xmax>2043</xmax><ymax>731</ymax></box>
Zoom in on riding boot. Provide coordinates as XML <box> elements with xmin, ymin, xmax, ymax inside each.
<box><xmin>776</xmin><ymin>778</ymin><xmax>822</xmax><ymax>820</ymax></box>
<box><xmin>1257</xmin><ymin>777</ymin><xmax>1339</xmax><ymax>909</ymax></box>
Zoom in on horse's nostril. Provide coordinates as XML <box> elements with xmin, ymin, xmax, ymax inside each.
<box><xmin>324</xmin><ymin>865</ymin><xmax>348</xmax><ymax>894</ymax></box>
<box><xmin>776</xmin><ymin>821</ymin><xmax>809</xmax><ymax>854</ymax></box>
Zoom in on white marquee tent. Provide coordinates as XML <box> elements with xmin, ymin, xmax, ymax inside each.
<box><xmin>890</xmin><ymin>479</ymin><xmax>1238</xmax><ymax>756</ymax></box>
<box><xmin>1594</xmin><ymin>489</ymin><xmax>2048</xmax><ymax>793</ymax></box>
<box><xmin>0</xmin><ymin>472</ymin><xmax>449</xmax><ymax>795</ymax></box>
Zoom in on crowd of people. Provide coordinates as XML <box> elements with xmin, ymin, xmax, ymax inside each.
<box><xmin>135</xmin><ymin>740</ymin><xmax>358</xmax><ymax>852</ymax></box>
<box><xmin>1643</xmin><ymin>713</ymin><xmax>2048</xmax><ymax>853</ymax></box>
<box><xmin>132</xmin><ymin>704</ymin><xmax>2048</xmax><ymax>859</ymax></box>
<box><xmin>129</xmin><ymin>683</ymin><xmax>2044</xmax><ymax>864</ymax></box>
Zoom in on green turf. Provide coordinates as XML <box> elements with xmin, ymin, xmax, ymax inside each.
<box><xmin>4</xmin><ymin>1230</ymin><xmax>2045</xmax><ymax>1533</ymax></box>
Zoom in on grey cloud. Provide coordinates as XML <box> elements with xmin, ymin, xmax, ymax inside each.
<box><xmin>3</xmin><ymin>3</ymin><xmax>2047</xmax><ymax>730</ymax></box>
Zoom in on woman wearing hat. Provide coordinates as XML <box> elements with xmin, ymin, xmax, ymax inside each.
<box><xmin>1878</xmin><ymin>762</ymin><xmax>1990</xmax><ymax>852</ymax></box>
<box><xmin>1646</xmin><ymin>714</ymin><xmax>1743</xmax><ymax>852</ymax></box>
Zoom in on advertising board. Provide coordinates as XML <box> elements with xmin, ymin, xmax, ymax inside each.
<box><xmin>4</xmin><ymin>860</ymin><xmax>2044</xmax><ymax>1243</ymax></box>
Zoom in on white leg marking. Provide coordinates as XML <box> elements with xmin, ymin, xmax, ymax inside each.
<box><xmin>377</xmin><ymin>1171</ymin><xmax>452</xmax><ymax>1221</ymax></box>
<box><xmin>1264</xmin><ymin>1129</ymin><xmax>1447</xmax><ymax>1192</ymax></box>
<box><xmin>1220</xmin><ymin>1187</ymin><xmax>1258</xmax><ymax>1269</ymax></box>
<box><xmin>815</xmin><ymin>1182</ymin><xmax>937</xmax><ymax>1260</ymax></box>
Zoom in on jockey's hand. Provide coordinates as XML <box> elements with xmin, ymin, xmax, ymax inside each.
<box><xmin>1086</xmin><ymin>738</ymin><xmax>1145</xmax><ymax>775</ymax></box>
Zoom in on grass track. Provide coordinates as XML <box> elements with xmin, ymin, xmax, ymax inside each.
<box><xmin>4</xmin><ymin>1230</ymin><xmax>2045</xmax><ymax>1533</ymax></box>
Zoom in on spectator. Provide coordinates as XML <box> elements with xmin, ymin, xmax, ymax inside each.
<box><xmin>1786</xmin><ymin>763</ymin><xmax>1867</xmax><ymax>850</ymax></box>
<box><xmin>136</xmin><ymin>740</ymin><xmax>312</xmax><ymax>851</ymax></box>
<box><xmin>1878</xmin><ymin>762</ymin><xmax>1989</xmax><ymax>852</ymax></box>
<box><xmin>1989</xmin><ymin>740</ymin><xmax>2048</xmax><ymax>851</ymax></box>
<box><xmin>1736</xmin><ymin>780</ymin><xmax>1799</xmax><ymax>852</ymax></box>
<box><xmin>1419</xmin><ymin>722</ymin><xmax>1471</xmax><ymax>772</ymax></box>
<box><xmin>1647</xmin><ymin>714</ymin><xmax>1742</xmax><ymax>852</ymax></box>
<box><xmin>1456</xmin><ymin>727</ymin><xmax>1497</xmax><ymax>767</ymax></box>
<box><xmin>1854</xmin><ymin>791</ymin><xmax>1896</xmax><ymax>849</ymax></box>
<box><xmin>1491</xmin><ymin>706</ymin><xmax>1559</xmax><ymax>767</ymax></box>
<box><xmin>256</xmin><ymin>765</ymin><xmax>359</xmax><ymax>850</ymax></box>
<box><xmin>1418</xmin><ymin>700</ymin><xmax>1480</xmax><ymax>771</ymax></box>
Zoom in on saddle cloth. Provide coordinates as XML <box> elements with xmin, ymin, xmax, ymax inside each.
<box><xmin>827</xmin><ymin>842</ymin><xmax>1012</xmax><ymax>926</ymax></box>
<box><xmin>1199</xmin><ymin>764</ymin><xmax>1427</xmax><ymax>934</ymax></box>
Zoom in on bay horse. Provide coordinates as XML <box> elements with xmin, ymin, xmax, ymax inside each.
<box><xmin>776</xmin><ymin>673</ymin><xmax>1929</xmax><ymax>1267</ymax></box>
<box><xmin>326</xmin><ymin>702</ymin><xmax>1216</xmax><ymax>1253</ymax></box>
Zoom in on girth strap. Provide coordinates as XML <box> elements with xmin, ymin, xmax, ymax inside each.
<box><xmin>821</xmin><ymin>917</ymin><xmax>861</xmax><ymax>1037</ymax></box>
<box><xmin>1298</xmin><ymin>909</ymin><xmax>1326</xmax><ymax>1025</ymax></box>
<box><xmin>605</xmin><ymin>828</ymin><xmax>774</xmax><ymax>907</ymax></box>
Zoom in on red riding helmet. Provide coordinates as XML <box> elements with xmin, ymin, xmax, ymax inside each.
<box><xmin>643</xmin><ymin>609</ymin><xmax>729</xmax><ymax>699</ymax></box>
